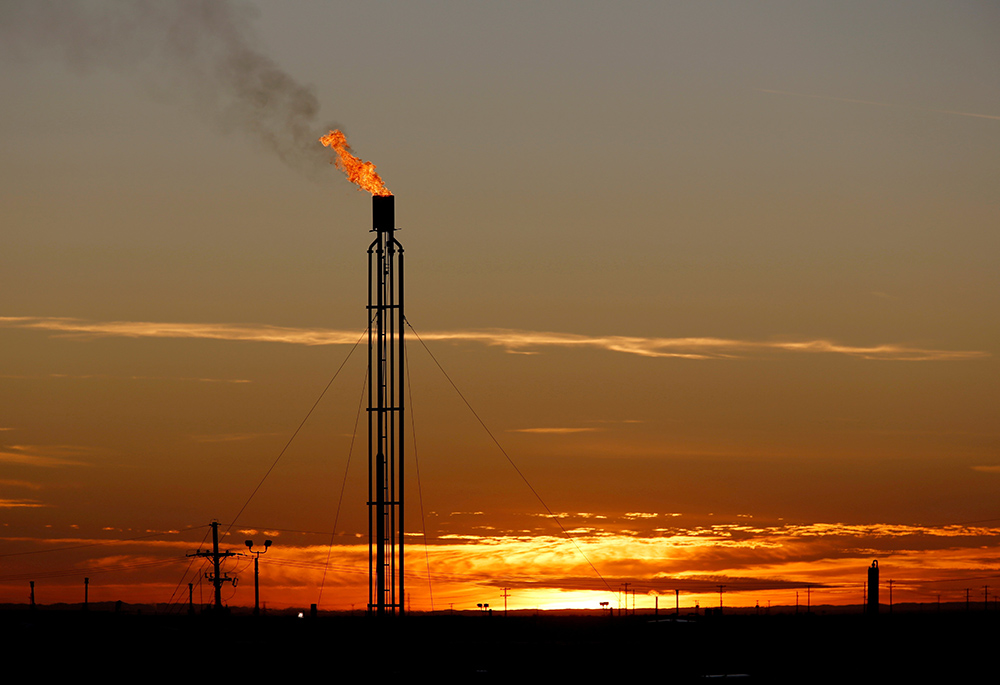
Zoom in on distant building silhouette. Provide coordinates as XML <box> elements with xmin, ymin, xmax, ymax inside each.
<box><xmin>868</xmin><ymin>560</ymin><xmax>879</xmax><ymax>614</ymax></box>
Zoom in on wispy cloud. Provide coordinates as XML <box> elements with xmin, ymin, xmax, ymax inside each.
<box><xmin>0</xmin><ymin>445</ymin><xmax>92</xmax><ymax>468</ymax></box>
<box><xmin>0</xmin><ymin>451</ymin><xmax>86</xmax><ymax>467</ymax></box>
<box><xmin>0</xmin><ymin>316</ymin><xmax>987</xmax><ymax>361</ymax></box>
<box><xmin>0</xmin><ymin>316</ymin><xmax>361</xmax><ymax>346</ymax></box>
<box><xmin>0</xmin><ymin>498</ymin><xmax>47</xmax><ymax>508</ymax></box>
<box><xmin>757</xmin><ymin>88</ymin><xmax>1000</xmax><ymax>121</ymax></box>
<box><xmin>0</xmin><ymin>479</ymin><xmax>44</xmax><ymax>490</ymax></box>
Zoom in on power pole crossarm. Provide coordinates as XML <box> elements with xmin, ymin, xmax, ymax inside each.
<box><xmin>187</xmin><ymin>521</ymin><xmax>241</xmax><ymax>613</ymax></box>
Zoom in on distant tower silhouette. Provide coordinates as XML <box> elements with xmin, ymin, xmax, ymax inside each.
<box><xmin>867</xmin><ymin>560</ymin><xmax>879</xmax><ymax>614</ymax></box>
<box><xmin>368</xmin><ymin>194</ymin><xmax>405</xmax><ymax>617</ymax></box>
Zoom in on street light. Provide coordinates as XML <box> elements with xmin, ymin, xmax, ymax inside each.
<box><xmin>245</xmin><ymin>539</ymin><xmax>272</xmax><ymax>616</ymax></box>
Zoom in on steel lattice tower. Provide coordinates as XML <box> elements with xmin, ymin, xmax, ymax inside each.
<box><xmin>368</xmin><ymin>194</ymin><xmax>404</xmax><ymax>616</ymax></box>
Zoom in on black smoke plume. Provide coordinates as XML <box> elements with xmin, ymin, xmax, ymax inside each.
<box><xmin>0</xmin><ymin>0</ymin><xmax>330</xmax><ymax>173</ymax></box>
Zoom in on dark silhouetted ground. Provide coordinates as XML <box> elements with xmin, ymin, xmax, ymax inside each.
<box><xmin>3</xmin><ymin>605</ymin><xmax>994</xmax><ymax>680</ymax></box>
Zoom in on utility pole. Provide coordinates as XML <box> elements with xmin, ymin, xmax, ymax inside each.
<box><xmin>717</xmin><ymin>585</ymin><xmax>726</xmax><ymax>614</ymax></box>
<box><xmin>984</xmin><ymin>585</ymin><xmax>989</xmax><ymax>611</ymax></box>
<box><xmin>675</xmin><ymin>589</ymin><xmax>680</xmax><ymax>616</ymax></box>
<box><xmin>188</xmin><ymin>583</ymin><xmax>194</xmax><ymax>615</ymax></box>
<box><xmin>888</xmin><ymin>579</ymin><xmax>894</xmax><ymax>613</ymax></box>
<box><xmin>501</xmin><ymin>587</ymin><xmax>510</xmax><ymax>616</ymax></box>
<box><xmin>29</xmin><ymin>581</ymin><xmax>35</xmax><ymax>610</ymax></box>
<box><xmin>188</xmin><ymin>521</ymin><xmax>240</xmax><ymax>613</ymax></box>
<box><xmin>245</xmin><ymin>538</ymin><xmax>271</xmax><ymax>616</ymax></box>
<box><xmin>806</xmin><ymin>585</ymin><xmax>812</xmax><ymax>613</ymax></box>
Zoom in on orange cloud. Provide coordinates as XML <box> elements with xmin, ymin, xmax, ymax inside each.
<box><xmin>1</xmin><ymin>316</ymin><xmax>986</xmax><ymax>361</ymax></box>
<box><xmin>0</xmin><ymin>448</ymin><xmax>89</xmax><ymax>468</ymax></box>
<box><xmin>0</xmin><ymin>499</ymin><xmax>47</xmax><ymax>508</ymax></box>
<box><xmin>4</xmin><ymin>520</ymin><xmax>1000</xmax><ymax>610</ymax></box>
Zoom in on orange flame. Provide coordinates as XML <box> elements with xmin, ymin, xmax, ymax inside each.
<box><xmin>319</xmin><ymin>129</ymin><xmax>391</xmax><ymax>196</ymax></box>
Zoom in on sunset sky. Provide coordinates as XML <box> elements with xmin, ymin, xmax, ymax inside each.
<box><xmin>1</xmin><ymin>1</ymin><xmax>998</xmax><ymax>612</ymax></box>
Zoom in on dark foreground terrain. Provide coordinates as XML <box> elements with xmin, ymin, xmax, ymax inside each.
<box><xmin>3</xmin><ymin>607</ymin><xmax>994</xmax><ymax>680</ymax></box>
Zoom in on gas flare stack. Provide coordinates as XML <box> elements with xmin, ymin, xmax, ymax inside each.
<box><xmin>368</xmin><ymin>194</ymin><xmax>404</xmax><ymax>616</ymax></box>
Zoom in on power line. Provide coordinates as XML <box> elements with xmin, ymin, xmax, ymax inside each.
<box><xmin>165</xmin><ymin>525</ymin><xmax>214</xmax><ymax>609</ymax></box>
<box><xmin>318</xmin><ymin>366</ymin><xmax>368</xmax><ymax>606</ymax></box>
<box><xmin>222</xmin><ymin>322</ymin><xmax>370</xmax><ymax>542</ymax></box>
<box><xmin>406</xmin><ymin>338</ymin><xmax>435</xmax><ymax>613</ymax></box>
<box><xmin>405</xmin><ymin>318</ymin><xmax>616</xmax><ymax>598</ymax></box>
